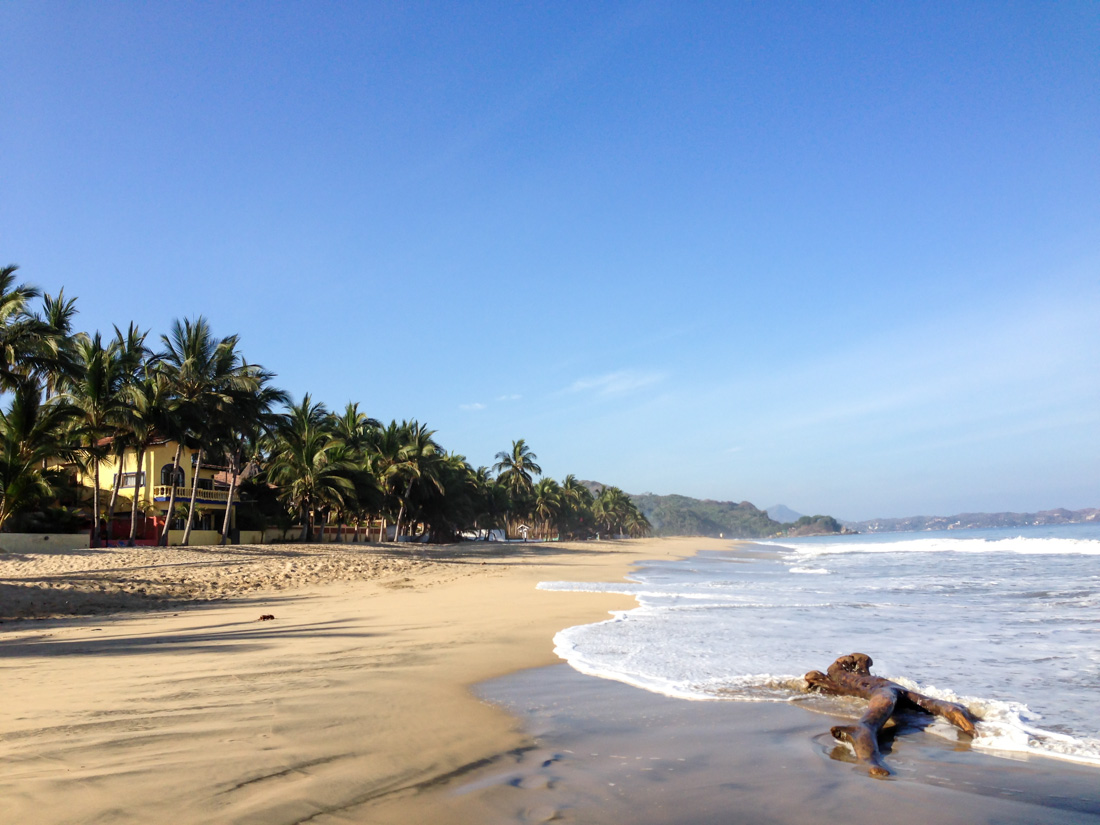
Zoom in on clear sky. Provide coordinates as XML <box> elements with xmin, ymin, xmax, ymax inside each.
<box><xmin>2</xmin><ymin>2</ymin><xmax>1097</xmax><ymax>521</ymax></box>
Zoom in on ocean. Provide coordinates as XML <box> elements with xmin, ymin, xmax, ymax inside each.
<box><xmin>538</xmin><ymin>523</ymin><xmax>1100</xmax><ymax>766</ymax></box>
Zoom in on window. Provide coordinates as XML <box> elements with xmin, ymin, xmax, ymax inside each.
<box><xmin>120</xmin><ymin>472</ymin><xmax>145</xmax><ymax>488</ymax></box>
<box><xmin>160</xmin><ymin>464</ymin><xmax>184</xmax><ymax>487</ymax></box>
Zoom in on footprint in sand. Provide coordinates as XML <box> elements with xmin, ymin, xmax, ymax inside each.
<box><xmin>514</xmin><ymin>774</ymin><xmax>550</xmax><ymax>790</ymax></box>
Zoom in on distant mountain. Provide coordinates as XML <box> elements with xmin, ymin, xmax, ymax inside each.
<box><xmin>580</xmin><ymin>483</ymin><xmax>847</xmax><ymax>538</ymax></box>
<box><xmin>765</xmin><ymin>504</ymin><xmax>804</xmax><ymax>524</ymax></box>
<box><xmin>846</xmin><ymin>507</ymin><xmax>1100</xmax><ymax>533</ymax></box>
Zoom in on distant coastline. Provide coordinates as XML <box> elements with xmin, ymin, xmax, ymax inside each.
<box><xmin>846</xmin><ymin>507</ymin><xmax>1100</xmax><ymax>533</ymax></box>
<box><xmin>624</xmin><ymin>489</ymin><xmax>1098</xmax><ymax>540</ymax></box>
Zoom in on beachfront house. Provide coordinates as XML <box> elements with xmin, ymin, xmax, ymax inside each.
<box><xmin>76</xmin><ymin>437</ymin><xmax>239</xmax><ymax>545</ymax></box>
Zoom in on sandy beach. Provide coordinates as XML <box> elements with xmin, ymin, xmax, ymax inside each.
<box><xmin>3</xmin><ymin>537</ymin><xmax>1099</xmax><ymax>824</ymax></box>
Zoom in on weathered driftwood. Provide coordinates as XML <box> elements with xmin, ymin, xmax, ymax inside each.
<box><xmin>804</xmin><ymin>653</ymin><xmax>978</xmax><ymax>777</ymax></box>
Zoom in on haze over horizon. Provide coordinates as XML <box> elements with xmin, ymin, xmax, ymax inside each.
<box><xmin>3</xmin><ymin>3</ymin><xmax>1097</xmax><ymax>522</ymax></box>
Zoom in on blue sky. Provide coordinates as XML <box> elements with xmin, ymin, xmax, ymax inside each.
<box><xmin>2</xmin><ymin>2</ymin><xmax>1097</xmax><ymax>520</ymax></box>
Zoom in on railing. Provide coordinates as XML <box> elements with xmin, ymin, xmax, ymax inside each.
<box><xmin>152</xmin><ymin>485</ymin><xmax>233</xmax><ymax>504</ymax></box>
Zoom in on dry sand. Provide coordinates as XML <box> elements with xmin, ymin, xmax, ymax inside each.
<box><xmin>3</xmin><ymin>537</ymin><xmax>1098</xmax><ymax>825</ymax></box>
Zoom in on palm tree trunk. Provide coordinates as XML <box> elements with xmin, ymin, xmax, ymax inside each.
<box><xmin>377</xmin><ymin>516</ymin><xmax>386</xmax><ymax>543</ymax></box>
<box><xmin>128</xmin><ymin>447</ymin><xmax>146</xmax><ymax>545</ymax></box>
<box><xmin>90</xmin><ymin>458</ymin><xmax>101</xmax><ymax>548</ymax></box>
<box><xmin>219</xmin><ymin>453</ymin><xmax>240</xmax><ymax>546</ymax></box>
<box><xmin>106</xmin><ymin>464</ymin><xmax>123</xmax><ymax>527</ymax></box>
<box><xmin>159</xmin><ymin>443</ymin><xmax>183</xmax><ymax>546</ymax></box>
<box><xmin>181</xmin><ymin>448</ymin><xmax>203</xmax><ymax>546</ymax></box>
<box><xmin>394</xmin><ymin>477</ymin><xmax>416</xmax><ymax>543</ymax></box>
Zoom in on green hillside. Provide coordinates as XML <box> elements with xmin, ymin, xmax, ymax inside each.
<box><xmin>628</xmin><ymin>493</ymin><xmax>783</xmax><ymax>538</ymax></box>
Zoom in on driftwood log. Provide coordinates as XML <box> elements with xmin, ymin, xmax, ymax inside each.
<box><xmin>804</xmin><ymin>653</ymin><xmax>978</xmax><ymax>777</ymax></box>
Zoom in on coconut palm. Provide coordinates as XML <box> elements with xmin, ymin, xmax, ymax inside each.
<box><xmin>327</xmin><ymin>402</ymin><xmax>382</xmax><ymax>542</ymax></box>
<box><xmin>330</xmin><ymin>447</ymin><xmax>384</xmax><ymax>543</ymax></box>
<box><xmin>0</xmin><ymin>265</ymin><xmax>53</xmax><ymax>392</ymax></box>
<box><xmin>102</xmin><ymin>324</ymin><xmax>151</xmax><ymax>528</ymax></box>
<box><xmin>624</xmin><ymin>507</ymin><xmax>653</xmax><ymax>538</ymax></box>
<box><xmin>368</xmin><ymin>420</ymin><xmax>406</xmax><ymax>541</ymax></box>
<box><xmin>412</xmin><ymin>452</ymin><xmax>479</xmax><ymax>543</ymax></box>
<box><xmin>62</xmin><ymin>333</ymin><xmax>129</xmax><ymax>546</ymax></box>
<box><xmin>492</xmin><ymin>439</ymin><xmax>542</xmax><ymax>496</ymax></box>
<box><xmin>493</xmin><ymin>439</ymin><xmax>541</xmax><ymax>535</ymax></box>
<box><xmin>330</xmin><ymin>402</ymin><xmax>381</xmax><ymax>456</ymax></box>
<box><xmin>390</xmin><ymin>420</ymin><xmax>442</xmax><ymax>541</ymax></box>
<box><xmin>266</xmin><ymin>395</ymin><xmax>356</xmax><ymax>542</ymax></box>
<box><xmin>0</xmin><ymin>379</ymin><xmax>78</xmax><ymax>531</ymax></box>
<box><xmin>469</xmin><ymin>466</ymin><xmax>507</xmax><ymax>540</ymax></box>
<box><xmin>36</xmin><ymin>288</ymin><xmax>80</xmax><ymax>400</ymax></box>
<box><xmin>592</xmin><ymin>485</ymin><xmax>636</xmax><ymax>537</ymax></box>
<box><xmin>557</xmin><ymin>474</ymin><xmax>595</xmax><ymax>537</ymax></box>
<box><xmin>532</xmin><ymin>477</ymin><xmax>562</xmax><ymax>539</ymax></box>
<box><xmin>217</xmin><ymin>367</ymin><xmax>287</xmax><ymax>544</ymax></box>
<box><xmin>121</xmin><ymin>365</ymin><xmax>177</xmax><ymax>544</ymax></box>
<box><xmin>158</xmin><ymin>317</ymin><xmax>256</xmax><ymax>545</ymax></box>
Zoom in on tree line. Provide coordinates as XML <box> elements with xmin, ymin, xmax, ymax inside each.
<box><xmin>0</xmin><ymin>264</ymin><xmax>651</xmax><ymax>545</ymax></box>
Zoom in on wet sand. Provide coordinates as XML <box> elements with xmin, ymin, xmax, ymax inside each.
<box><xmin>2</xmin><ymin>536</ymin><xmax>1098</xmax><ymax>824</ymax></box>
<box><xmin>415</xmin><ymin>666</ymin><xmax>1100</xmax><ymax>825</ymax></box>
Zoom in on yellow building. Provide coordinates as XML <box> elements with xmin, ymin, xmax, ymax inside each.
<box><xmin>85</xmin><ymin>439</ymin><xmax>239</xmax><ymax>546</ymax></box>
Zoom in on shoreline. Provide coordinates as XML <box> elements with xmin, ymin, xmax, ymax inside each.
<box><xmin>4</xmin><ymin>536</ymin><xmax>1098</xmax><ymax>824</ymax></box>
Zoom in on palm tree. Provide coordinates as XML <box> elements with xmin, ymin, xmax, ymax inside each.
<box><xmin>102</xmin><ymin>324</ymin><xmax>150</xmax><ymax>528</ymax></box>
<box><xmin>330</xmin><ymin>402</ymin><xmax>380</xmax><ymax>456</ymax></box>
<box><xmin>62</xmin><ymin>333</ymin><xmax>129</xmax><ymax>547</ymax></box>
<box><xmin>560</xmin><ymin>474</ymin><xmax>596</xmax><ymax>539</ymax></box>
<box><xmin>624</xmin><ymin>507</ymin><xmax>652</xmax><ymax>538</ymax></box>
<box><xmin>493</xmin><ymin>438</ymin><xmax>542</xmax><ymax>495</ymax></box>
<box><xmin>592</xmin><ymin>486</ymin><xmax>628</xmax><ymax>536</ymax></box>
<box><xmin>266</xmin><ymin>395</ymin><xmax>356</xmax><ymax>542</ymax></box>
<box><xmin>493</xmin><ymin>439</ymin><xmax>542</xmax><ymax>536</ymax></box>
<box><xmin>470</xmin><ymin>466</ymin><xmax>508</xmax><ymax>540</ymax></box>
<box><xmin>122</xmin><ymin>365</ymin><xmax>176</xmax><ymax>544</ymax></box>
<box><xmin>391</xmin><ymin>420</ymin><xmax>442</xmax><ymax>541</ymax></box>
<box><xmin>590</xmin><ymin>485</ymin><xmax>648</xmax><ymax>538</ymax></box>
<box><xmin>413</xmin><ymin>452</ymin><xmax>479</xmax><ymax>543</ymax></box>
<box><xmin>532</xmin><ymin>477</ymin><xmax>562</xmax><ymax>539</ymax></box>
<box><xmin>327</xmin><ymin>440</ymin><xmax>383</xmax><ymax>543</ymax></box>
<box><xmin>158</xmin><ymin>317</ymin><xmax>256</xmax><ymax>545</ymax></box>
<box><xmin>369</xmin><ymin>420</ymin><xmax>406</xmax><ymax>541</ymax></box>
<box><xmin>0</xmin><ymin>379</ymin><xmax>78</xmax><ymax>530</ymax></box>
<box><xmin>217</xmin><ymin>367</ymin><xmax>287</xmax><ymax>544</ymax></box>
<box><xmin>36</xmin><ymin>288</ymin><xmax>79</xmax><ymax>400</ymax></box>
<box><xmin>0</xmin><ymin>265</ymin><xmax>52</xmax><ymax>392</ymax></box>
<box><xmin>325</xmin><ymin>402</ymin><xmax>382</xmax><ymax>542</ymax></box>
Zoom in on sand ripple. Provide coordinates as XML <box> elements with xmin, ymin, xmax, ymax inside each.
<box><xmin>0</xmin><ymin>543</ymin><xmax>433</xmax><ymax>619</ymax></box>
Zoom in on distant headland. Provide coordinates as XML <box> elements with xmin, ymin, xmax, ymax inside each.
<box><xmin>615</xmin><ymin>487</ymin><xmax>1098</xmax><ymax>540</ymax></box>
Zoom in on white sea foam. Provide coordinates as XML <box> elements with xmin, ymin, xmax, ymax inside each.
<box><xmin>540</xmin><ymin>526</ymin><xmax>1100</xmax><ymax>768</ymax></box>
<box><xmin>764</xmin><ymin>535</ymin><xmax>1100</xmax><ymax>558</ymax></box>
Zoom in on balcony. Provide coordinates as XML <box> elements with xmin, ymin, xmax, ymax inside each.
<box><xmin>152</xmin><ymin>485</ymin><xmax>234</xmax><ymax>505</ymax></box>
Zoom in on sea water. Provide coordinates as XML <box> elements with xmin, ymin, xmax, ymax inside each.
<box><xmin>539</xmin><ymin>523</ymin><xmax>1100</xmax><ymax>766</ymax></box>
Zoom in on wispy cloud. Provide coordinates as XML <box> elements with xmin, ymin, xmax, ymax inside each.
<box><xmin>497</xmin><ymin>393</ymin><xmax>522</xmax><ymax>402</ymax></box>
<box><xmin>459</xmin><ymin>402</ymin><xmax>486</xmax><ymax>411</ymax></box>
<box><xmin>562</xmin><ymin>369</ymin><xmax>666</xmax><ymax>397</ymax></box>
